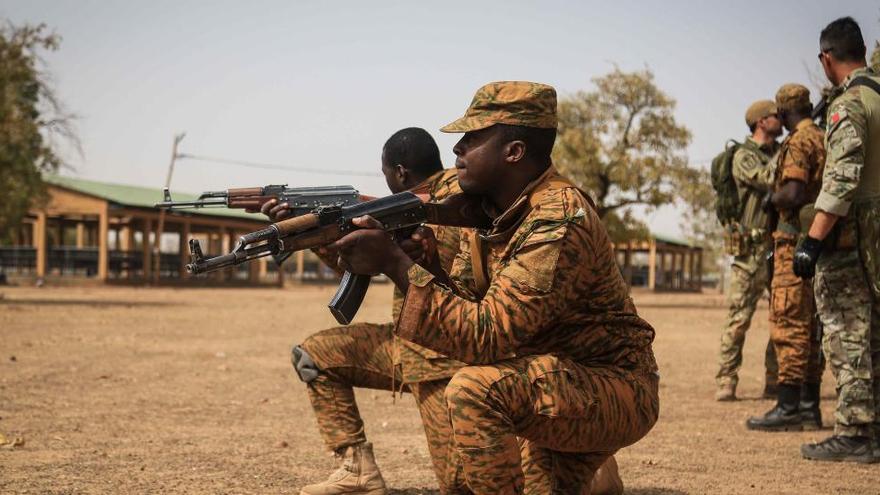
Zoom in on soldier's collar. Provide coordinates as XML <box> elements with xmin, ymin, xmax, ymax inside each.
<box><xmin>794</xmin><ymin>118</ymin><xmax>814</xmax><ymax>132</ymax></box>
<box><xmin>480</xmin><ymin>166</ymin><xmax>555</xmax><ymax>243</ymax></box>
<box><xmin>407</xmin><ymin>170</ymin><xmax>447</xmax><ymax>195</ymax></box>
<box><xmin>842</xmin><ymin>66</ymin><xmax>874</xmax><ymax>89</ymax></box>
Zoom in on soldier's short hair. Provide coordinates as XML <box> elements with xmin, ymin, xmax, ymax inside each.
<box><xmin>495</xmin><ymin>124</ymin><xmax>557</xmax><ymax>161</ymax></box>
<box><xmin>820</xmin><ymin>17</ymin><xmax>866</xmax><ymax>63</ymax></box>
<box><xmin>383</xmin><ymin>127</ymin><xmax>443</xmax><ymax>178</ymax></box>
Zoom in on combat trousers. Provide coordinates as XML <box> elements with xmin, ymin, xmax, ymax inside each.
<box><xmin>300</xmin><ymin>323</ymin><xmax>468</xmax><ymax>494</ymax></box>
<box><xmin>769</xmin><ymin>237</ymin><xmax>824</xmax><ymax>385</ymax></box>
<box><xmin>816</xmin><ymin>199</ymin><xmax>880</xmax><ymax>438</ymax></box>
<box><xmin>717</xmin><ymin>250</ymin><xmax>779</xmax><ymax>387</ymax></box>
<box><xmin>444</xmin><ymin>355</ymin><xmax>659</xmax><ymax>495</ymax></box>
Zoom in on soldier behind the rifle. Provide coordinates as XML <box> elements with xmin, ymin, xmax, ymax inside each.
<box><xmin>330</xmin><ymin>81</ymin><xmax>659</xmax><ymax>494</ymax></box>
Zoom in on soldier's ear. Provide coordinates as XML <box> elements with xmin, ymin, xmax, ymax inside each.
<box><xmin>504</xmin><ymin>140</ymin><xmax>526</xmax><ymax>164</ymax></box>
<box><xmin>395</xmin><ymin>164</ymin><xmax>408</xmax><ymax>182</ymax></box>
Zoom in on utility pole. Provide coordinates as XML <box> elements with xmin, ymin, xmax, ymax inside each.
<box><xmin>152</xmin><ymin>133</ymin><xmax>186</xmax><ymax>285</ymax></box>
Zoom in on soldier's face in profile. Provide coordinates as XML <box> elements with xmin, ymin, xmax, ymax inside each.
<box><xmin>761</xmin><ymin>114</ymin><xmax>783</xmax><ymax>138</ymax></box>
<box><xmin>451</xmin><ymin>127</ymin><xmax>504</xmax><ymax>194</ymax></box>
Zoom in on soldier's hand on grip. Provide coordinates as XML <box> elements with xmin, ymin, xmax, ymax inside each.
<box><xmin>258</xmin><ymin>198</ymin><xmax>293</xmax><ymax>221</ymax></box>
<box><xmin>793</xmin><ymin>236</ymin><xmax>822</xmax><ymax>279</ymax></box>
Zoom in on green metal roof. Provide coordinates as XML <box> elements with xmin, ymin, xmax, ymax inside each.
<box><xmin>652</xmin><ymin>232</ymin><xmax>696</xmax><ymax>248</ymax></box>
<box><xmin>44</xmin><ymin>175</ymin><xmax>265</xmax><ymax>221</ymax></box>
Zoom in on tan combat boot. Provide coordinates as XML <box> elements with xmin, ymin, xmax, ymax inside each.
<box><xmin>715</xmin><ymin>382</ymin><xmax>736</xmax><ymax>401</ymax></box>
<box><xmin>590</xmin><ymin>455</ymin><xmax>623</xmax><ymax>495</ymax></box>
<box><xmin>300</xmin><ymin>442</ymin><xmax>387</xmax><ymax>495</ymax></box>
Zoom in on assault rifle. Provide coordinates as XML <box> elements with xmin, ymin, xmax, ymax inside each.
<box><xmin>154</xmin><ymin>184</ymin><xmax>364</xmax><ymax>212</ymax></box>
<box><xmin>185</xmin><ymin>191</ymin><xmax>492</xmax><ymax>324</ymax></box>
<box><xmin>155</xmin><ymin>184</ymin><xmax>368</xmax><ymax>266</ymax></box>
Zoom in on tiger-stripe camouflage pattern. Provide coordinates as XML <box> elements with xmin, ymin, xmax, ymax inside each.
<box><xmin>396</xmin><ymin>168</ymin><xmax>659</xmax><ymax>493</ymax></box>
<box><xmin>300</xmin><ymin>168</ymin><xmax>469</xmax><ymax>493</ymax></box>
<box><xmin>769</xmin><ymin>117</ymin><xmax>826</xmax><ymax>385</ymax></box>
<box><xmin>769</xmin><ymin>240</ymin><xmax>824</xmax><ymax>384</ymax></box>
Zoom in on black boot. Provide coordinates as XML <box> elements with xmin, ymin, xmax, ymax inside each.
<box><xmin>745</xmin><ymin>384</ymin><xmax>801</xmax><ymax>431</ymax></box>
<box><xmin>801</xmin><ymin>435</ymin><xmax>877</xmax><ymax>463</ymax></box>
<box><xmin>799</xmin><ymin>382</ymin><xmax>822</xmax><ymax>431</ymax></box>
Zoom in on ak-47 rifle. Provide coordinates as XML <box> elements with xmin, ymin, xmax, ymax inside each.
<box><xmin>185</xmin><ymin>191</ymin><xmax>492</xmax><ymax>325</ymax></box>
<box><xmin>155</xmin><ymin>184</ymin><xmax>364</xmax><ymax>212</ymax></box>
<box><xmin>155</xmin><ymin>184</ymin><xmax>369</xmax><ymax>266</ymax></box>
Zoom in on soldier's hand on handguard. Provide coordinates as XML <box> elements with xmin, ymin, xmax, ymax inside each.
<box><xmin>254</xmin><ymin>198</ymin><xmax>293</xmax><ymax>221</ymax></box>
<box><xmin>793</xmin><ymin>236</ymin><xmax>823</xmax><ymax>279</ymax></box>
<box><xmin>331</xmin><ymin>216</ymin><xmax>414</xmax><ymax>288</ymax></box>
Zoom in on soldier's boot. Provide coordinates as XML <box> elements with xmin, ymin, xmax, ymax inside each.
<box><xmin>745</xmin><ymin>384</ymin><xmax>802</xmax><ymax>431</ymax></box>
<box><xmin>300</xmin><ymin>442</ymin><xmax>387</xmax><ymax>495</ymax></box>
<box><xmin>714</xmin><ymin>382</ymin><xmax>736</xmax><ymax>402</ymax></box>
<box><xmin>590</xmin><ymin>455</ymin><xmax>623</xmax><ymax>495</ymax></box>
<box><xmin>801</xmin><ymin>435</ymin><xmax>877</xmax><ymax>464</ymax></box>
<box><xmin>799</xmin><ymin>382</ymin><xmax>822</xmax><ymax>431</ymax></box>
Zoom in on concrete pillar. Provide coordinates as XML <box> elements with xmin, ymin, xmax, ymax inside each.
<box><xmin>34</xmin><ymin>212</ymin><xmax>47</xmax><ymax>277</ymax></box>
<box><xmin>296</xmin><ymin>251</ymin><xmax>305</xmax><ymax>282</ymax></box>
<box><xmin>75</xmin><ymin>222</ymin><xmax>85</xmax><ymax>248</ymax></box>
<box><xmin>143</xmin><ymin>218</ymin><xmax>153</xmax><ymax>280</ymax></box>
<box><xmin>647</xmin><ymin>239</ymin><xmax>656</xmax><ymax>291</ymax></box>
<box><xmin>97</xmin><ymin>204</ymin><xmax>109</xmax><ymax>281</ymax></box>
<box><xmin>179</xmin><ymin>221</ymin><xmax>191</xmax><ymax>278</ymax></box>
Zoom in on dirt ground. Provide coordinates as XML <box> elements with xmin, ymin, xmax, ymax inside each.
<box><xmin>0</xmin><ymin>284</ymin><xmax>877</xmax><ymax>494</ymax></box>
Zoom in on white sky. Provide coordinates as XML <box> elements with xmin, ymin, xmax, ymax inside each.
<box><xmin>4</xmin><ymin>1</ymin><xmax>879</xmax><ymax>238</ymax></box>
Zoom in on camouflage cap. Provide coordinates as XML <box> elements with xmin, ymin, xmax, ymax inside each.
<box><xmin>775</xmin><ymin>83</ymin><xmax>811</xmax><ymax>112</ymax></box>
<box><xmin>440</xmin><ymin>81</ymin><xmax>557</xmax><ymax>133</ymax></box>
<box><xmin>745</xmin><ymin>100</ymin><xmax>777</xmax><ymax>127</ymax></box>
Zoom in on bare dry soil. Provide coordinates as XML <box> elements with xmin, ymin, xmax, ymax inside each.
<box><xmin>0</xmin><ymin>285</ymin><xmax>877</xmax><ymax>494</ymax></box>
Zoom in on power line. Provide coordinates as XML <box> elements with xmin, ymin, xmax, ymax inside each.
<box><xmin>176</xmin><ymin>153</ymin><xmax>383</xmax><ymax>177</ymax></box>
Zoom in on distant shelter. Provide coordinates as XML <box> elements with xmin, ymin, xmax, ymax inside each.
<box><xmin>0</xmin><ymin>176</ymin><xmax>332</xmax><ymax>286</ymax></box>
<box><xmin>615</xmin><ymin>234</ymin><xmax>703</xmax><ymax>292</ymax></box>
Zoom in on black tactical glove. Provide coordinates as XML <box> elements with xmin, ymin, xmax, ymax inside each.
<box><xmin>793</xmin><ymin>236</ymin><xmax>823</xmax><ymax>279</ymax></box>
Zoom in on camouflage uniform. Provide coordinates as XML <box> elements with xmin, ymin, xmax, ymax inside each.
<box><xmin>770</xmin><ymin>109</ymin><xmax>826</xmax><ymax>386</ymax></box>
<box><xmin>716</xmin><ymin>132</ymin><xmax>778</xmax><ymax>390</ymax></box>
<box><xmin>302</xmin><ymin>168</ymin><xmax>469</xmax><ymax>493</ymax></box>
<box><xmin>813</xmin><ymin>66</ymin><xmax>880</xmax><ymax>439</ymax></box>
<box><xmin>395</xmin><ymin>81</ymin><xmax>659</xmax><ymax>495</ymax></box>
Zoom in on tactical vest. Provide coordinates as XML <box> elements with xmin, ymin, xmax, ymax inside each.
<box><xmin>850</xmin><ymin>73</ymin><xmax>880</xmax><ymax>202</ymax></box>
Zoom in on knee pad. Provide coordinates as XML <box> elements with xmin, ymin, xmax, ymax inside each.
<box><xmin>291</xmin><ymin>345</ymin><xmax>321</xmax><ymax>383</ymax></box>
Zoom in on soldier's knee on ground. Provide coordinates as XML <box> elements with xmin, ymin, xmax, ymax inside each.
<box><xmin>292</xmin><ymin>344</ymin><xmax>321</xmax><ymax>383</ymax></box>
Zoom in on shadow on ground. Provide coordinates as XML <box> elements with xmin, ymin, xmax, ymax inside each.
<box><xmin>388</xmin><ymin>489</ymin><xmax>439</xmax><ymax>495</ymax></box>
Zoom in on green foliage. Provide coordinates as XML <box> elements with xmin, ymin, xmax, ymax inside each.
<box><xmin>0</xmin><ymin>22</ymin><xmax>75</xmax><ymax>243</ymax></box>
<box><xmin>553</xmin><ymin>68</ymin><xmax>692</xmax><ymax>242</ymax></box>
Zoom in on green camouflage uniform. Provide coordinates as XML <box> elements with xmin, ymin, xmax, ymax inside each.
<box><xmin>302</xmin><ymin>168</ymin><xmax>469</xmax><ymax>494</ymax></box>
<box><xmin>814</xmin><ymin>66</ymin><xmax>880</xmax><ymax>438</ymax></box>
<box><xmin>395</xmin><ymin>82</ymin><xmax>660</xmax><ymax>494</ymax></box>
<box><xmin>716</xmin><ymin>136</ymin><xmax>779</xmax><ymax>388</ymax></box>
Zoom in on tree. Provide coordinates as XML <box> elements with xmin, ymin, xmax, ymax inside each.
<box><xmin>0</xmin><ymin>22</ymin><xmax>77</xmax><ymax>243</ymax></box>
<box><xmin>553</xmin><ymin>68</ymin><xmax>692</xmax><ymax>241</ymax></box>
